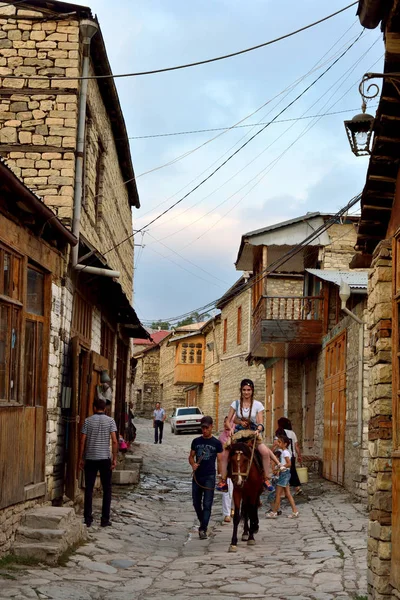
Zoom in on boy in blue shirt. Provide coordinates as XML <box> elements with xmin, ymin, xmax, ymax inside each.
<box><xmin>188</xmin><ymin>415</ymin><xmax>223</xmax><ymax>539</ymax></box>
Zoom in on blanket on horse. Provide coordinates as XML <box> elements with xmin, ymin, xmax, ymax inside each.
<box><xmin>225</xmin><ymin>429</ymin><xmax>264</xmax><ymax>474</ymax></box>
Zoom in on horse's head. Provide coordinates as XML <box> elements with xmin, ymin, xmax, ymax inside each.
<box><xmin>228</xmin><ymin>442</ymin><xmax>253</xmax><ymax>487</ymax></box>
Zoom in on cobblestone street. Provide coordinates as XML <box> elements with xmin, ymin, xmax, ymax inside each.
<box><xmin>0</xmin><ymin>418</ymin><xmax>368</xmax><ymax>600</ymax></box>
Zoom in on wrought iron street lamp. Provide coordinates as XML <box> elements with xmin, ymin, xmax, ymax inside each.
<box><xmin>345</xmin><ymin>72</ymin><xmax>400</xmax><ymax>156</ymax></box>
<box><xmin>344</xmin><ymin>102</ymin><xmax>374</xmax><ymax>156</ymax></box>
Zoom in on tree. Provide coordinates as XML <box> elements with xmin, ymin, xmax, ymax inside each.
<box><xmin>150</xmin><ymin>321</ymin><xmax>170</xmax><ymax>330</ymax></box>
<box><xmin>176</xmin><ymin>312</ymin><xmax>211</xmax><ymax>327</ymax></box>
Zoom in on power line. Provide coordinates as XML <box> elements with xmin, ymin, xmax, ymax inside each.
<box><xmin>141</xmin><ymin>194</ymin><xmax>361</xmax><ymax>324</ymax></box>
<box><xmin>129</xmin><ymin>107</ymin><xmax>378</xmax><ymax>140</ymax></box>
<box><xmin>100</xmin><ymin>31</ymin><xmax>363</xmax><ymax>261</ymax></box>
<box><xmin>3</xmin><ymin>3</ymin><xmax>358</xmax><ymax>81</ymax></box>
<box><xmin>146</xmin><ymin>37</ymin><xmax>379</xmax><ymax>248</ymax></box>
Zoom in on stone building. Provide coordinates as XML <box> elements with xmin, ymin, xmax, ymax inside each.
<box><xmin>0</xmin><ymin>0</ymin><xmax>147</xmax><ymax>511</ymax></box>
<box><xmin>234</xmin><ymin>213</ymin><xmax>370</xmax><ymax>499</ymax></box>
<box><xmin>0</xmin><ymin>158</ymin><xmax>76</xmax><ymax>553</ymax></box>
<box><xmin>131</xmin><ymin>331</ymin><xmax>170</xmax><ymax>418</ymax></box>
<box><xmin>353</xmin><ymin>1</ymin><xmax>400</xmax><ymax>596</ymax></box>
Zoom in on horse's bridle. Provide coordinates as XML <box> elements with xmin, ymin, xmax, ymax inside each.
<box><xmin>230</xmin><ymin>435</ymin><xmax>257</xmax><ymax>486</ymax></box>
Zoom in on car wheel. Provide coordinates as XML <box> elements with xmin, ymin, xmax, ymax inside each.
<box><xmin>174</xmin><ymin>428</ymin><xmax>179</xmax><ymax>435</ymax></box>
<box><xmin>171</xmin><ymin>425</ymin><xmax>174</xmax><ymax>434</ymax></box>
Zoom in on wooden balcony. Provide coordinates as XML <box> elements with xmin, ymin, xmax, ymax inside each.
<box><xmin>174</xmin><ymin>363</ymin><xmax>205</xmax><ymax>385</ymax></box>
<box><xmin>251</xmin><ymin>295</ymin><xmax>324</xmax><ymax>359</ymax></box>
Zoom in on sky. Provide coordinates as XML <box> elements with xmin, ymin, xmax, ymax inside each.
<box><xmin>72</xmin><ymin>0</ymin><xmax>383</xmax><ymax>324</ymax></box>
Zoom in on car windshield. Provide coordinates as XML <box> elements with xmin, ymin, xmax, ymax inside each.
<box><xmin>177</xmin><ymin>408</ymin><xmax>202</xmax><ymax>415</ymax></box>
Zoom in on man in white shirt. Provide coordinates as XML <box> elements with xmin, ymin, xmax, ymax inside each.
<box><xmin>153</xmin><ymin>402</ymin><xmax>166</xmax><ymax>444</ymax></box>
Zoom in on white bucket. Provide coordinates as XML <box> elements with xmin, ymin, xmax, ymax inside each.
<box><xmin>296</xmin><ymin>466</ymin><xmax>308</xmax><ymax>484</ymax></box>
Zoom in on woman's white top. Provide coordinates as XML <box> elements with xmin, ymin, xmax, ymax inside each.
<box><xmin>231</xmin><ymin>399</ymin><xmax>264</xmax><ymax>424</ymax></box>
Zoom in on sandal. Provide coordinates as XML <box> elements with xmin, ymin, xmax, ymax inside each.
<box><xmin>223</xmin><ymin>516</ymin><xmax>231</xmax><ymax>523</ymax></box>
<box><xmin>287</xmin><ymin>512</ymin><xmax>299</xmax><ymax>519</ymax></box>
<box><xmin>265</xmin><ymin>511</ymin><xmax>278</xmax><ymax>519</ymax></box>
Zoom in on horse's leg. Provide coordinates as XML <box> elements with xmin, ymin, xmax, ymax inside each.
<box><xmin>241</xmin><ymin>501</ymin><xmax>249</xmax><ymax>542</ymax></box>
<box><xmin>247</xmin><ymin>503</ymin><xmax>256</xmax><ymax>545</ymax></box>
<box><xmin>229</xmin><ymin>488</ymin><xmax>241</xmax><ymax>552</ymax></box>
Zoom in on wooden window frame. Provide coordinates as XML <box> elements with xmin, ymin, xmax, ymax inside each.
<box><xmin>100</xmin><ymin>318</ymin><xmax>115</xmax><ymax>378</ymax></box>
<box><xmin>237</xmin><ymin>305</ymin><xmax>242</xmax><ymax>345</ymax></box>
<box><xmin>223</xmin><ymin>318</ymin><xmax>228</xmax><ymax>353</ymax></box>
<box><xmin>71</xmin><ymin>291</ymin><xmax>92</xmax><ymax>349</ymax></box>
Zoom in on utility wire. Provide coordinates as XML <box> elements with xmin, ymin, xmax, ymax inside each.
<box><xmin>137</xmin><ymin>22</ymin><xmax>361</xmax><ymax>226</ymax></box>
<box><xmin>100</xmin><ymin>31</ymin><xmax>363</xmax><ymax>260</ymax></box>
<box><xmin>2</xmin><ymin>2</ymin><xmax>358</xmax><ymax>81</ymax></box>
<box><xmin>141</xmin><ymin>194</ymin><xmax>361</xmax><ymax>324</ymax></box>
<box><xmin>130</xmin><ymin>106</ymin><xmax>378</xmax><ymax>140</ymax></box>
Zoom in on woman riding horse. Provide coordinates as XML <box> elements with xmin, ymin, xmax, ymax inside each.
<box><xmin>217</xmin><ymin>378</ymin><xmax>283</xmax><ymax>492</ymax></box>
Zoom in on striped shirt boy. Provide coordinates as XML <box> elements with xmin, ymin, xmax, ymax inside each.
<box><xmin>81</xmin><ymin>413</ymin><xmax>117</xmax><ymax>460</ymax></box>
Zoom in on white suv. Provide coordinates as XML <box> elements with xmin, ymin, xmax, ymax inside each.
<box><xmin>170</xmin><ymin>406</ymin><xmax>204</xmax><ymax>435</ymax></box>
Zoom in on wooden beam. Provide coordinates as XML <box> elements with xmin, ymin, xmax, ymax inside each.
<box><xmin>369</xmin><ymin>175</ymin><xmax>397</xmax><ymax>183</ymax></box>
<box><xmin>363</xmin><ymin>205</ymin><xmax>393</xmax><ymax>211</ymax></box>
<box><xmin>0</xmin><ymin>144</ymin><xmax>75</xmax><ymax>154</ymax></box>
<box><xmin>0</xmin><ymin>87</ymin><xmax>77</xmax><ymax>97</ymax></box>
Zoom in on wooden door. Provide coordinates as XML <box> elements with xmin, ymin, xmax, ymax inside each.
<box><xmin>323</xmin><ymin>331</ymin><xmax>346</xmax><ymax>484</ymax></box>
<box><xmin>115</xmin><ymin>339</ymin><xmax>128</xmax><ymax>436</ymax></box>
<box><xmin>214</xmin><ymin>382</ymin><xmax>219</xmax><ymax>429</ymax></box>
<box><xmin>65</xmin><ymin>336</ymin><xmax>80</xmax><ymax>500</ymax></box>
<box><xmin>265</xmin><ymin>366</ymin><xmax>273</xmax><ymax>444</ymax></box>
<box><xmin>186</xmin><ymin>388</ymin><xmax>197</xmax><ymax>406</ymax></box>
<box><xmin>304</xmin><ymin>357</ymin><xmax>317</xmax><ymax>452</ymax></box>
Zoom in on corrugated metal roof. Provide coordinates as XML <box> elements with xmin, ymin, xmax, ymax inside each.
<box><xmin>306</xmin><ymin>269</ymin><xmax>368</xmax><ymax>289</ymax></box>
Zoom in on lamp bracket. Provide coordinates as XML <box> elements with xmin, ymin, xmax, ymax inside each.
<box><xmin>359</xmin><ymin>72</ymin><xmax>400</xmax><ymax>104</ymax></box>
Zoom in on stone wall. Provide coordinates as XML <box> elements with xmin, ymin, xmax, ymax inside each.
<box><xmin>0</xmin><ymin>498</ymin><xmax>48</xmax><ymax>555</ymax></box>
<box><xmin>366</xmin><ymin>240</ymin><xmax>393</xmax><ymax>600</ymax></box>
<box><xmin>158</xmin><ymin>339</ymin><xmax>186</xmax><ymax>416</ymax></box>
<box><xmin>219</xmin><ymin>288</ymin><xmax>266</xmax><ymax>429</ymax></box>
<box><xmin>0</xmin><ymin>5</ymin><xmax>134</xmax><ymax>299</ymax></box>
<box><xmin>198</xmin><ymin>320</ymin><xmax>221</xmax><ymax>428</ymax></box>
<box><xmin>266</xmin><ymin>275</ymin><xmax>304</xmax><ymax>297</ymax></box>
<box><xmin>322</xmin><ymin>223</ymin><xmax>358</xmax><ymax>270</ymax></box>
<box><xmin>132</xmin><ymin>348</ymin><xmax>162</xmax><ymax>419</ymax></box>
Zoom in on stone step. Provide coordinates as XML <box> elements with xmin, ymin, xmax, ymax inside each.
<box><xmin>13</xmin><ymin>542</ymin><xmax>62</xmax><ymax>565</ymax></box>
<box><xmin>15</xmin><ymin>527</ymin><xmax>66</xmax><ymax>544</ymax></box>
<box><xmin>22</xmin><ymin>507</ymin><xmax>75</xmax><ymax>530</ymax></box>
<box><xmin>112</xmin><ymin>468</ymin><xmax>140</xmax><ymax>485</ymax></box>
<box><xmin>125</xmin><ymin>455</ymin><xmax>143</xmax><ymax>465</ymax></box>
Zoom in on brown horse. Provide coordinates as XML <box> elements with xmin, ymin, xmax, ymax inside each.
<box><xmin>227</xmin><ymin>439</ymin><xmax>264</xmax><ymax>552</ymax></box>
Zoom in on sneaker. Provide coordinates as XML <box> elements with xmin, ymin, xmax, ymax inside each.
<box><xmin>100</xmin><ymin>520</ymin><xmax>112</xmax><ymax>527</ymax></box>
<box><xmin>216</xmin><ymin>480</ymin><xmax>228</xmax><ymax>492</ymax></box>
<box><xmin>287</xmin><ymin>512</ymin><xmax>299</xmax><ymax>519</ymax></box>
<box><xmin>263</xmin><ymin>479</ymin><xmax>274</xmax><ymax>492</ymax></box>
<box><xmin>199</xmin><ymin>530</ymin><xmax>208</xmax><ymax>540</ymax></box>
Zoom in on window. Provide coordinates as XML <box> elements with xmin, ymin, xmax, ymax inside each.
<box><xmin>71</xmin><ymin>292</ymin><xmax>92</xmax><ymax>347</ymax></box>
<box><xmin>237</xmin><ymin>305</ymin><xmax>242</xmax><ymax>345</ymax></box>
<box><xmin>0</xmin><ymin>246</ymin><xmax>22</xmax><ymax>402</ymax></box>
<box><xmin>177</xmin><ymin>407</ymin><xmax>201</xmax><ymax>416</ymax></box>
<box><xmin>24</xmin><ymin>266</ymin><xmax>46</xmax><ymax>407</ymax></box>
<box><xmin>101</xmin><ymin>320</ymin><xmax>115</xmax><ymax>376</ymax></box>
<box><xmin>223</xmin><ymin>318</ymin><xmax>228</xmax><ymax>353</ymax></box>
<box><xmin>196</xmin><ymin>342</ymin><xmax>203</xmax><ymax>364</ymax></box>
<box><xmin>181</xmin><ymin>342</ymin><xmax>188</xmax><ymax>363</ymax></box>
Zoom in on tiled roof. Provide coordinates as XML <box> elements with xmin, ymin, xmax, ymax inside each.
<box><xmin>133</xmin><ymin>330</ymin><xmax>170</xmax><ymax>346</ymax></box>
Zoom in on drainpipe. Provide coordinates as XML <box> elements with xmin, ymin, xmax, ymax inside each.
<box><xmin>339</xmin><ymin>281</ymin><xmax>365</xmax><ymax>448</ymax></box>
<box><xmin>71</xmin><ymin>19</ymin><xmax>99</xmax><ymax>270</ymax></box>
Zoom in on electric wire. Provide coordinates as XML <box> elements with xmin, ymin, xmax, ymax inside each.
<box><xmin>130</xmin><ymin>107</ymin><xmax>377</xmax><ymax>140</ymax></box>
<box><xmin>135</xmin><ymin>29</ymin><xmax>362</xmax><ymax>180</ymax></box>
<box><xmin>141</xmin><ymin>193</ymin><xmax>361</xmax><ymax>324</ymax></box>
<box><xmin>145</xmin><ymin>35</ymin><xmax>377</xmax><ymax>247</ymax></box>
<box><xmin>121</xmin><ymin>23</ymin><xmax>361</xmax><ymax>222</ymax></box>
<box><xmin>99</xmin><ymin>31</ymin><xmax>364</xmax><ymax>262</ymax></box>
<box><xmin>2</xmin><ymin>2</ymin><xmax>359</xmax><ymax>81</ymax></box>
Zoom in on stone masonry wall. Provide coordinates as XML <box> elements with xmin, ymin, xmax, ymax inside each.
<box><xmin>0</xmin><ymin>498</ymin><xmax>49</xmax><ymax>556</ymax></box>
<box><xmin>0</xmin><ymin>5</ymin><xmax>134</xmax><ymax>299</ymax></box>
<box><xmin>322</xmin><ymin>223</ymin><xmax>358</xmax><ymax>270</ymax></box>
<box><xmin>366</xmin><ymin>240</ymin><xmax>393</xmax><ymax>600</ymax></box>
<box><xmin>132</xmin><ymin>348</ymin><xmax>162</xmax><ymax>419</ymax></box>
<box><xmin>159</xmin><ymin>339</ymin><xmax>186</xmax><ymax>416</ymax></box>
<box><xmin>219</xmin><ymin>288</ymin><xmax>266</xmax><ymax>428</ymax></box>
<box><xmin>198</xmin><ymin>320</ymin><xmax>221</xmax><ymax>428</ymax></box>
<box><xmin>266</xmin><ymin>275</ymin><xmax>304</xmax><ymax>297</ymax></box>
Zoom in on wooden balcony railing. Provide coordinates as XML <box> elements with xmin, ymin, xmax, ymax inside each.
<box><xmin>253</xmin><ymin>295</ymin><xmax>323</xmax><ymax>324</ymax></box>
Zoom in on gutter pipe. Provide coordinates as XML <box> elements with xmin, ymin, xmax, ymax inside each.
<box><xmin>71</xmin><ymin>19</ymin><xmax>111</xmax><ymax>278</ymax></box>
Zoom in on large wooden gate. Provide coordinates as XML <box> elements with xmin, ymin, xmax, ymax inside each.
<box><xmin>323</xmin><ymin>331</ymin><xmax>346</xmax><ymax>485</ymax></box>
<box><xmin>304</xmin><ymin>357</ymin><xmax>317</xmax><ymax>452</ymax></box>
<box><xmin>265</xmin><ymin>358</ymin><xmax>285</xmax><ymax>444</ymax></box>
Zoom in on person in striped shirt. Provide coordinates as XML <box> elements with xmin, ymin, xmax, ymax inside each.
<box><xmin>79</xmin><ymin>397</ymin><xmax>118</xmax><ymax>527</ymax></box>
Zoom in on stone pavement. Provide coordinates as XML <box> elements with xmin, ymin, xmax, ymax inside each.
<box><xmin>0</xmin><ymin>418</ymin><xmax>368</xmax><ymax>600</ymax></box>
